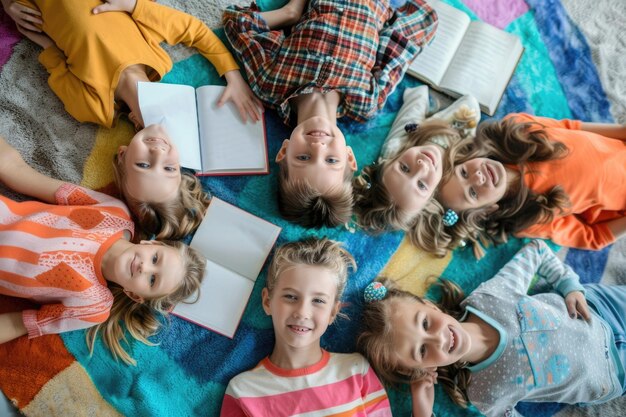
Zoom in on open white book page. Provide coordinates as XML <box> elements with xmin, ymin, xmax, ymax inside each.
<box><xmin>190</xmin><ymin>197</ymin><xmax>281</xmax><ymax>280</ymax></box>
<box><xmin>173</xmin><ymin>261</ymin><xmax>255</xmax><ymax>338</ymax></box>
<box><xmin>137</xmin><ymin>82</ymin><xmax>202</xmax><ymax>170</ymax></box>
<box><xmin>439</xmin><ymin>21</ymin><xmax>523</xmax><ymax>114</ymax></box>
<box><xmin>196</xmin><ymin>86</ymin><xmax>267</xmax><ymax>173</ymax></box>
<box><xmin>408</xmin><ymin>0</ymin><xmax>471</xmax><ymax>85</ymax></box>
<box><xmin>173</xmin><ymin>197</ymin><xmax>281</xmax><ymax>337</ymax></box>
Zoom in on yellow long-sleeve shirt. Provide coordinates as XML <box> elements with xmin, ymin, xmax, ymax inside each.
<box><xmin>23</xmin><ymin>0</ymin><xmax>238</xmax><ymax>127</ymax></box>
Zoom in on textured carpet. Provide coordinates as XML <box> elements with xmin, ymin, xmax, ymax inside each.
<box><xmin>0</xmin><ymin>0</ymin><xmax>624</xmax><ymax>416</ymax></box>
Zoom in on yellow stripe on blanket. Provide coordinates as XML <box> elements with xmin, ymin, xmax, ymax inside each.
<box><xmin>81</xmin><ymin>122</ymin><xmax>135</xmax><ymax>190</ymax></box>
<box><xmin>22</xmin><ymin>361</ymin><xmax>122</xmax><ymax>417</ymax></box>
<box><xmin>380</xmin><ymin>236</ymin><xmax>452</xmax><ymax>297</ymax></box>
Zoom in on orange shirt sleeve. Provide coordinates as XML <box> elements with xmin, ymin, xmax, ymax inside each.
<box><xmin>132</xmin><ymin>0</ymin><xmax>239</xmax><ymax>76</ymax></box>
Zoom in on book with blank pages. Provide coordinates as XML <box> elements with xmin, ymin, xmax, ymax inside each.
<box><xmin>173</xmin><ymin>197</ymin><xmax>281</xmax><ymax>338</ymax></box>
<box><xmin>407</xmin><ymin>0</ymin><xmax>524</xmax><ymax>115</ymax></box>
<box><xmin>138</xmin><ymin>82</ymin><xmax>268</xmax><ymax>175</ymax></box>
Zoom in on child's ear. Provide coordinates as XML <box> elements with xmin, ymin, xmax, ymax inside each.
<box><xmin>123</xmin><ymin>290</ymin><xmax>144</xmax><ymax>304</ymax></box>
<box><xmin>347</xmin><ymin>146</ymin><xmax>357</xmax><ymax>172</ymax></box>
<box><xmin>261</xmin><ymin>288</ymin><xmax>272</xmax><ymax>316</ymax></box>
<box><xmin>117</xmin><ymin>146</ymin><xmax>127</xmax><ymax>160</ymax></box>
<box><xmin>275</xmin><ymin>139</ymin><xmax>289</xmax><ymax>162</ymax></box>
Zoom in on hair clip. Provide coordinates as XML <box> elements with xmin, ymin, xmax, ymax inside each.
<box><xmin>404</xmin><ymin>122</ymin><xmax>419</xmax><ymax>133</ymax></box>
<box><xmin>442</xmin><ymin>209</ymin><xmax>458</xmax><ymax>227</ymax></box>
<box><xmin>364</xmin><ymin>282</ymin><xmax>387</xmax><ymax>303</ymax></box>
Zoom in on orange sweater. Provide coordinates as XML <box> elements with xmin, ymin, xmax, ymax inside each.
<box><xmin>508</xmin><ymin>113</ymin><xmax>625</xmax><ymax>249</ymax></box>
<box><xmin>0</xmin><ymin>184</ymin><xmax>133</xmax><ymax>338</ymax></box>
<box><xmin>22</xmin><ymin>0</ymin><xmax>238</xmax><ymax>126</ymax></box>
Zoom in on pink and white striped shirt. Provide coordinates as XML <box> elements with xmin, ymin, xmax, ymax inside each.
<box><xmin>0</xmin><ymin>183</ymin><xmax>134</xmax><ymax>338</ymax></box>
<box><xmin>221</xmin><ymin>350</ymin><xmax>392</xmax><ymax>416</ymax></box>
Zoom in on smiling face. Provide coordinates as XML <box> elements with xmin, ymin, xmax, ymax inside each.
<box><xmin>438</xmin><ymin>157</ymin><xmax>508</xmax><ymax>212</ymax></box>
<box><xmin>275</xmin><ymin>116</ymin><xmax>357</xmax><ymax>193</ymax></box>
<box><xmin>109</xmin><ymin>241</ymin><xmax>185</xmax><ymax>303</ymax></box>
<box><xmin>262</xmin><ymin>264</ymin><xmax>340</xmax><ymax>354</ymax></box>
<box><xmin>389</xmin><ymin>297</ymin><xmax>472</xmax><ymax>371</ymax></box>
<box><xmin>118</xmin><ymin>124</ymin><xmax>182</xmax><ymax>204</ymax></box>
<box><xmin>382</xmin><ymin>145</ymin><xmax>444</xmax><ymax>213</ymax></box>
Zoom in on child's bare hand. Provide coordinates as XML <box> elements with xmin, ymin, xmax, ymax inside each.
<box><xmin>2</xmin><ymin>0</ymin><xmax>42</xmax><ymax>32</ymax></box>
<box><xmin>16</xmin><ymin>25</ymin><xmax>53</xmax><ymax>49</ymax></box>
<box><xmin>221</xmin><ymin>70</ymin><xmax>264</xmax><ymax>123</ymax></box>
<box><xmin>565</xmin><ymin>291</ymin><xmax>591</xmax><ymax>321</ymax></box>
<box><xmin>410</xmin><ymin>368</ymin><xmax>437</xmax><ymax>417</ymax></box>
<box><xmin>92</xmin><ymin>0</ymin><xmax>137</xmax><ymax>15</ymax></box>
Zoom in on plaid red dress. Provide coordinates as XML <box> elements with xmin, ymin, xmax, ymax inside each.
<box><xmin>223</xmin><ymin>0</ymin><xmax>438</xmax><ymax>124</ymax></box>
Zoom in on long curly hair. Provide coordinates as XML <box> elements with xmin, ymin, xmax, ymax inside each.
<box><xmin>441</xmin><ymin>118</ymin><xmax>571</xmax><ymax>257</ymax></box>
<box><xmin>353</xmin><ymin>120</ymin><xmax>466</xmax><ymax>257</ymax></box>
<box><xmin>86</xmin><ymin>240</ymin><xmax>206</xmax><ymax>365</ymax></box>
<box><xmin>357</xmin><ymin>277</ymin><xmax>472</xmax><ymax>408</ymax></box>
<box><xmin>113</xmin><ymin>154</ymin><xmax>210</xmax><ymax>241</ymax></box>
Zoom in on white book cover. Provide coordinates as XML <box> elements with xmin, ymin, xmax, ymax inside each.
<box><xmin>138</xmin><ymin>82</ymin><xmax>269</xmax><ymax>175</ymax></box>
<box><xmin>173</xmin><ymin>197</ymin><xmax>281</xmax><ymax>338</ymax></box>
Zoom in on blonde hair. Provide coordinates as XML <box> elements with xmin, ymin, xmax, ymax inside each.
<box><xmin>266</xmin><ymin>238</ymin><xmax>356</xmax><ymax>303</ymax></box>
<box><xmin>353</xmin><ymin>120</ymin><xmax>465</xmax><ymax>256</ymax></box>
<box><xmin>86</xmin><ymin>240</ymin><xmax>206</xmax><ymax>365</ymax></box>
<box><xmin>357</xmin><ymin>277</ymin><xmax>472</xmax><ymax>407</ymax></box>
<box><xmin>113</xmin><ymin>154</ymin><xmax>210</xmax><ymax>241</ymax></box>
<box><xmin>276</xmin><ymin>159</ymin><xmax>354</xmax><ymax>228</ymax></box>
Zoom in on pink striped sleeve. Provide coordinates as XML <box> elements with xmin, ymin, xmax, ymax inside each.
<box><xmin>220</xmin><ymin>394</ymin><xmax>248</xmax><ymax>417</ymax></box>
<box><xmin>362</xmin><ymin>364</ymin><xmax>392</xmax><ymax>415</ymax></box>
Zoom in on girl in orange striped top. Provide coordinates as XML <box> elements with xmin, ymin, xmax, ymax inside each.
<box><xmin>0</xmin><ymin>136</ymin><xmax>206</xmax><ymax>365</ymax></box>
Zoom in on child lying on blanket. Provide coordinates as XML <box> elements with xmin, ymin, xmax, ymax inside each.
<box><xmin>353</xmin><ymin>86</ymin><xmax>480</xmax><ymax>257</ymax></box>
<box><xmin>2</xmin><ymin>0</ymin><xmax>261</xmax><ymax>128</ymax></box>
<box><xmin>437</xmin><ymin>113</ymin><xmax>626</xmax><ymax>258</ymax></box>
<box><xmin>0</xmin><ymin>136</ymin><xmax>206</xmax><ymax>365</ymax></box>
<box><xmin>221</xmin><ymin>238</ymin><xmax>391</xmax><ymax>416</ymax></box>
<box><xmin>2</xmin><ymin>0</ymin><xmax>264</xmax><ymax>239</ymax></box>
<box><xmin>111</xmin><ymin>123</ymin><xmax>210</xmax><ymax>241</ymax></box>
<box><xmin>358</xmin><ymin>240</ymin><xmax>626</xmax><ymax>417</ymax></box>
<box><xmin>223</xmin><ymin>0</ymin><xmax>438</xmax><ymax>228</ymax></box>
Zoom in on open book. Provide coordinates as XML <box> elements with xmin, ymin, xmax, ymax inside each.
<box><xmin>407</xmin><ymin>0</ymin><xmax>524</xmax><ymax>115</ymax></box>
<box><xmin>173</xmin><ymin>197</ymin><xmax>281</xmax><ymax>338</ymax></box>
<box><xmin>138</xmin><ymin>82</ymin><xmax>268</xmax><ymax>175</ymax></box>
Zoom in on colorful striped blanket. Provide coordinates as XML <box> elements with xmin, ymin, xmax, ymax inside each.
<box><xmin>0</xmin><ymin>0</ymin><xmax>624</xmax><ymax>416</ymax></box>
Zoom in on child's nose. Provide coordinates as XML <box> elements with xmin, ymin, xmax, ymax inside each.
<box><xmin>473</xmin><ymin>169</ymin><xmax>485</xmax><ymax>185</ymax></box>
<box><xmin>293</xmin><ymin>302</ymin><xmax>310</xmax><ymax>319</ymax></box>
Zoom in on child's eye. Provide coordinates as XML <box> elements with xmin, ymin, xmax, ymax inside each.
<box><xmin>296</xmin><ymin>155</ymin><xmax>311</xmax><ymax>161</ymax></box>
<box><xmin>150</xmin><ymin>274</ymin><xmax>156</xmax><ymax>287</ymax></box>
<box><xmin>420</xmin><ymin>344</ymin><xmax>426</xmax><ymax>358</ymax></box>
<box><xmin>152</xmin><ymin>254</ymin><xmax>158</xmax><ymax>264</ymax></box>
<box><xmin>313</xmin><ymin>298</ymin><xmax>326</xmax><ymax>304</ymax></box>
<box><xmin>422</xmin><ymin>318</ymin><xmax>428</xmax><ymax>330</ymax></box>
<box><xmin>283</xmin><ymin>294</ymin><xmax>296</xmax><ymax>301</ymax></box>
<box><xmin>136</xmin><ymin>162</ymin><xmax>150</xmax><ymax>169</ymax></box>
<box><xmin>469</xmin><ymin>187</ymin><xmax>478</xmax><ymax>199</ymax></box>
<box><xmin>417</xmin><ymin>180</ymin><xmax>427</xmax><ymax>191</ymax></box>
<box><xmin>461</xmin><ymin>167</ymin><xmax>468</xmax><ymax>178</ymax></box>
<box><xmin>400</xmin><ymin>163</ymin><xmax>409</xmax><ymax>173</ymax></box>
<box><xmin>164</xmin><ymin>166</ymin><xmax>178</xmax><ymax>172</ymax></box>
<box><xmin>325</xmin><ymin>157</ymin><xmax>339</xmax><ymax>164</ymax></box>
